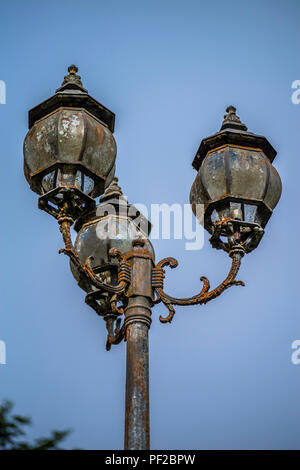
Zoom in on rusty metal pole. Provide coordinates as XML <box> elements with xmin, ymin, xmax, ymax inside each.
<box><xmin>123</xmin><ymin>240</ymin><xmax>154</xmax><ymax>450</ymax></box>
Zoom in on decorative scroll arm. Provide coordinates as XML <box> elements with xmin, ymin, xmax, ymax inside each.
<box><xmin>104</xmin><ymin>314</ymin><xmax>126</xmax><ymax>351</ymax></box>
<box><xmin>153</xmin><ymin>246</ymin><xmax>245</xmax><ymax>324</ymax></box>
<box><xmin>57</xmin><ymin>213</ymin><xmax>131</xmax><ymax>350</ymax></box>
<box><xmin>57</xmin><ymin>215</ymin><xmax>130</xmax><ymax>295</ymax></box>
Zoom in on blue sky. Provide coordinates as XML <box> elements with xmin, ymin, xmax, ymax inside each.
<box><xmin>0</xmin><ymin>0</ymin><xmax>299</xmax><ymax>449</ymax></box>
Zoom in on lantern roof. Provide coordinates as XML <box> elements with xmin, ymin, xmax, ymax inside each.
<box><xmin>74</xmin><ymin>178</ymin><xmax>152</xmax><ymax>236</ymax></box>
<box><xmin>28</xmin><ymin>65</ymin><xmax>115</xmax><ymax>132</ymax></box>
<box><xmin>192</xmin><ymin>106</ymin><xmax>277</xmax><ymax>171</ymax></box>
<box><xmin>99</xmin><ymin>176</ymin><xmax>128</xmax><ymax>204</ymax></box>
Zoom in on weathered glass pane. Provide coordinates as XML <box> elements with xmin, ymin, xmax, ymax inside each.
<box><xmin>41</xmin><ymin>170</ymin><xmax>56</xmax><ymax>193</ymax></box>
<box><xmin>227</xmin><ymin>147</ymin><xmax>267</xmax><ymax>199</ymax></box>
<box><xmin>83</xmin><ymin>175</ymin><xmax>94</xmax><ymax>194</ymax></box>
<box><xmin>230</xmin><ymin>202</ymin><xmax>242</xmax><ymax>220</ymax></box>
<box><xmin>244</xmin><ymin>204</ymin><xmax>257</xmax><ymax>223</ymax></box>
<box><xmin>201</xmin><ymin>150</ymin><xmax>226</xmax><ymax>200</ymax></box>
<box><xmin>211</xmin><ymin>210</ymin><xmax>219</xmax><ymax>223</ymax></box>
<box><xmin>75</xmin><ymin>171</ymin><xmax>82</xmax><ymax>190</ymax></box>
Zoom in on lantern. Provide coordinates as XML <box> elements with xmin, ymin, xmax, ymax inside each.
<box><xmin>190</xmin><ymin>106</ymin><xmax>282</xmax><ymax>252</ymax></box>
<box><xmin>23</xmin><ymin>65</ymin><xmax>116</xmax><ymax>219</ymax></box>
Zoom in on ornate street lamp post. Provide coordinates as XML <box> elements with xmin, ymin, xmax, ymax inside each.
<box><xmin>23</xmin><ymin>66</ymin><xmax>282</xmax><ymax>450</ymax></box>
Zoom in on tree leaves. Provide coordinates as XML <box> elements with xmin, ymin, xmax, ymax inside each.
<box><xmin>0</xmin><ymin>400</ymin><xmax>71</xmax><ymax>450</ymax></box>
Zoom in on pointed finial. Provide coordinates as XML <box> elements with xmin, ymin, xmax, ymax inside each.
<box><xmin>61</xmin><ymin>64</ymin><xmax>83</xmax><ymax>88</ymax></box>
<box><xmin>220</xmin><ymin>105</ymin><xmax>247</xmax><ymax>131</ymax></box>
<box><xmin>100</xmin><ymin>177</ymin><xmax>127</xmax><ymax>203</ymax></box>
<box><xmin>226</xmin><ymin>105</ymin><xmax>237</xmax><ymax>116</ymax></box>
<box><xmin>104</xmin><ymin>177</ymin><xmax>123</xmax><ymax>197</ymax></box>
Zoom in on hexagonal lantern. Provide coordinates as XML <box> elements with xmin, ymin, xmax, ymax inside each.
<box><xmin>23</xmin><ymin>65</ymin><xmax>117</xmax><ymax>219</ymax></box>
<box><xmin>70</xmin><ymin>177</ymin><xmax>153</xmax><ymax>313</ymax></box>
<box><xmin>190</xmin><ymin>106</ymin><xmax>282</xmax><ymax>253</ymax></box>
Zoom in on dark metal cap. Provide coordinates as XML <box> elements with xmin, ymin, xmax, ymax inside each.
<box><xmin>99</xmin><ymin>176</ymin><xmax>127</xmax><ymax>204</ymax></box>
<box><xmin>58</xmin><ymin>64</ymin><xmax>85</xmax><ymax>90</ymax></box>
<box><xmin>28</xmin><ymin>65</ymin><xmax>115</xmax><ymax>132</ymax></box>
<box><xmin>192</xmin><ymin>106</ymin><xmax>277</xmax><ymax>171</ymax></box>
<box><xmin>220</xmin><ymin>106</ymin><xmax>247</xmax><ymax>132</ymax></box>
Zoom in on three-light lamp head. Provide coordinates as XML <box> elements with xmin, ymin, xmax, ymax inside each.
<box><xmin>23</xmin><ymin>67</ymin><xmax>282</xmax><ymax>295</ymax></box>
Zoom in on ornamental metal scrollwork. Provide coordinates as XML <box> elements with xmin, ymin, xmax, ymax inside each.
<box><xmin>57</xmin><ymin>210</ymin><xmax>246</xmax><ymax>341</ymax></box>
<box><xmin>152</xmin><ymin>245</ymin><xmax>245</xmax><ymax>324</ymax></box>
<box><xmin>57</xmin><ymin>212</ymin><xmax>131</xmax><ymax>350</ymax></box>
<box><xmin>58</xmin><ymin>213</ymin><xmax>131</xmax><ymax>295</ymax></box>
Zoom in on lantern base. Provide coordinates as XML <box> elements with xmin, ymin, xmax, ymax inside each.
<box><xmin>85</xmin><ymin>289</ymin><xmax>110</xmax><ymax>316</ymax></box>
<box><xmin>209</xmin><ymin>218</ymin><xmax>264</xmax><ymax>254</ymax></box>
<box><xmin>38</xmin><ymin>186</ymin><xmax>95</xmax><ymax>220</ymax></box>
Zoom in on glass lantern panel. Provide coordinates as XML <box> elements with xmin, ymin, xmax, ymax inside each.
<box><xmin>211</xmin><ymin>210</ymin><xmax>219</xmax><ymax>224</ymax></box>
<box><xmin>56</xmin><ymin>168</ymin><xmax>77</xmax><ymax>188</ymax></box>
<box><xmin>244</xmin><ymin>204</ymin><xmax>257</xmax><ymax>223</ymax></box>
<box><xmin>227</xmin><ymin>148</ymin><xmax>267</xmax><ymax>199</ymax></box>
<box><xmin>56</xmin><ymin>169</ymin><xmax>62</xmax><ymax>186</ymax></box>
<box><xmin>41</xmin><ymin>170</ymin><xmax>56</xmax><ymax>193</ymax></box>
<box><xmin>83</xmin><ymin>175</ymin><xmax>94</xmax><ymax>195</ymax></box>
<box><xmin>75</xmin><ymin>171</ymin><xmax>83</xmax><ymax>191</ymax></box>
<box><xmin>201</xmin><ymin>150</ymin><xmax>227</xmax><ymax>200</ymax></box>
<box><xmin>230</xmin><ymin>202</ymin><xmax>243</xmax><ymax>220</ymax></box>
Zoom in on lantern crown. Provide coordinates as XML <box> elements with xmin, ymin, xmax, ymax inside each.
<box><xmin>192</xmin><ymin>105</ymin><xmax>277</xmax><ymax>172</ymax></box>
<box><xmin>28</xmin><ymin>64</ymin><xmax>115</xmax><ymax>131</ymax></box>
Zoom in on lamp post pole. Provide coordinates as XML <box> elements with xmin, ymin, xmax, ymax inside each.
<box><xmin>123</xmin><ymin>240</ymin><xmax>154</xmax><ymax>450</ymax></box>
<box><xmin>23</xmin><ymin>66</ymin><xmax>282</xmax><ymax>450</ymax></box>
<box><xmin>124</xmin><ymin>296</ymin><xmax>151</xmax><ymax>449</ymax></box>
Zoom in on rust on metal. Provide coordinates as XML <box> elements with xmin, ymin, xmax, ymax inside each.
<box><xmin>190</xmin><ymin>106</ymin><xmax>282</xmax><ymax>253</ymax></box>
<box><xmin>24</xmin><ymin>65</ymin><xmax>117</xmax><ymax>220</ymax></box>
<box><xmin>24</xmin><ymin>75</ymin><xmax>283</xmax><ymax>451</ymax></box>
<box><xmin>124</xmin><ymin>298</ymin><xmax>151</xmax><ymax>450</ymax></box>
<box><xmin>153</xmin><ymin>243</ymin><xmax>245</xmax><ymax>324</ymax></box>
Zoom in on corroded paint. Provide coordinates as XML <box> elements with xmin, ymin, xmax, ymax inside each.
<box><xmin>24</xmin><ymin>108</ymin><xmax>116</xmax><ymax>197</ymax></box>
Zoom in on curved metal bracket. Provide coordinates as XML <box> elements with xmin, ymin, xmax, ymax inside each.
<box><xmin>209</xmin><ymin>218</ymin><xmax>264</xmax><ymax>253</ymax></box>
<box><xmin>58</xmin><ymin>217</ymin><xmax>130</xmax><ymax>295</ymax></box>
<box><xmin>104</xmin><ymin>314</ymin><xmax>126</xmax><ymax>351</ymax></box>
<box><xmin>57</xmin><ymin>212</ymin><xmax>246</xmax><ymax>342</ymax></box>
<box><xmin>58</xmin><ymin>215</ymin><xmax>131</xmax><ymax>350</ymax></box>
<box><xmin>152</xmin><ymin>246</ymin><xmax>245</xmax><ymax>324</ymax></box>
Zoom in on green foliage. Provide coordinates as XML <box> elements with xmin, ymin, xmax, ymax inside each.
<box><xmin>0</xmin><ymin>400</ymin><xmax>71</xmax><ymax>450</ymax></box>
